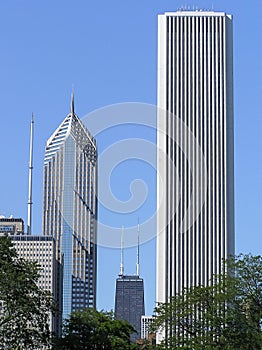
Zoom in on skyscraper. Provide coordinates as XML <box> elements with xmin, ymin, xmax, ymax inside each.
<box><xmin>42</xmin><ymin>94</ymin><xmax>97</xmax><ymax>319</ymax></box>
<box><xmin>115</xmin><ymin>275</ymin><xmax>145</xmax><ymax>341</ymax></box>
<box><xmin>114</xmin><ymin>226</ymin><xmax>145</xmax><ymax>341</ymax></box>
<box><xmin>157</xmin><ymin>10</ymin><xmax>234</xmax><ymax>305</ymax></box>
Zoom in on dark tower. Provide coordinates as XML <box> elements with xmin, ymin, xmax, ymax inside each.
<box><xmin>114</xmin><ymin>225</ymin><xmax>145</xmax><ymax>341</ymax></box>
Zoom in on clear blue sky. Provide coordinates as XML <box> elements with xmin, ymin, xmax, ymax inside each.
<box><xmin>0</xmin><ymin>0</ymin><xmax>261</xmax><ymax>315</ymax></box>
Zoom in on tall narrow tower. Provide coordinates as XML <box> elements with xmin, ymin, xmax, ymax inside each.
<box><xmin>157</xmin><ymin>11</ymin><xmax>234</xmax><ymax>305</ymax></box>
<box><xmin>42</xmin><ymin>93</ymin><xmax>97</xmax><ymax>319</ymax></box>
<box><xmin>27</xmin><ymin>114</ymin><xmax>34</xmax><ymax>235</ymax></box>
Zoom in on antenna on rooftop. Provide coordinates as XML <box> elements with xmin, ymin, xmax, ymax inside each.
<box><xmin>27</xmin><ymin>113</ymin><xmax>34</xmax><ymax>235</ymax></box>
<box><xmin>136</xmin><ymin>219</ymin><xmax>140</xmax><ymax>276</ymax></box>
<box><xmin>119</xmin><ymin>226</ymin><xmax>124</xmax><ymax>276</ymax></box>
<box><xmin>70</xmin><ymin>87</ymin><xmax>75</xmax><ymax>116</ymax></box>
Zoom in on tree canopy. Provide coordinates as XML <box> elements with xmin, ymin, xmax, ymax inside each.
<box><xmin>0</xmin><ymin>235</ymin><xmax>55</xmax><ymax>349</ymax></box>
<box><xmin>54</xmin><ymin>308</ymin><xmax>139</xmax><ymax>349</ymax></box>
<box><xmin>153</xmin><ymin>254</ymin><xmax>262</xmax><ymax>350</ymax></box>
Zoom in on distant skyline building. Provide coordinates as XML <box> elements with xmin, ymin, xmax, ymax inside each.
<box><xmin>114</xmin><ymin>226</ymin><xmax>145</xmax><ymax>341</ymax></box>
<box><xmin>141</xmin><ymin>315</ymin><xmax>154</xmax><ymax>340</ymax></box>
<box><xmin>115</xmin><ymin>274</ymin><xmax>145</xmax><ymax>341</ymax></box>
<box><xmin>42</xmin><ymin>93</ymin><xmax>97</xmax><ymax>319</ymax></box>
<box><xmin>0</xmin><ymin>217</ymin><xmax>24</xmax><ymax>235</ymax></box>
<box><xmin>157</xmin><ymin>9</ymin><xmax>234</xmax><ymax>307</ymax></box>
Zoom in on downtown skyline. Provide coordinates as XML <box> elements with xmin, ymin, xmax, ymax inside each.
<box><xmin>0</xmin><ymin>0</ymin><xmax>261</xmax><ymax>317</ymax></box>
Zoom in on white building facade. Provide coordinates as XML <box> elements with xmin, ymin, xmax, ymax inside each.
<box><xmin>141</xmin><ymin>315</ymin><xmax>154</xmax><ymax>340</ymax></box>
<box><xmin>157</xmin><ymin>11</ymin><xmax>234</xmax><ymax>306</ymax></box>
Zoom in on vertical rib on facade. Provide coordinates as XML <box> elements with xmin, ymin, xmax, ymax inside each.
<box><xmin>157</xmin><ymin>11</ymin><xmax>234</xmax><ymax>306</ymax></box>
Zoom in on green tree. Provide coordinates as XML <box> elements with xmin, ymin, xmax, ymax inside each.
<box><xmin>0</xmin><ymin>236</ymin><xmax>56</xmax><ymax>349</ymax></box>
<box><xmin>152</xmin><ymin>254</ymin><xmax>262</xmax><ymax>350</ymax></box>
<box><xmin>54</xmin><ymin>308</ymin><xmax>139</xmax><ymax>349</ymax></box>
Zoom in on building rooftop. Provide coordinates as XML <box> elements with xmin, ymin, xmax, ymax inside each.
<box><xmin>163</xmin><ymin>10</ymin><xmax>229</xmax><ymax>17</ymax></box>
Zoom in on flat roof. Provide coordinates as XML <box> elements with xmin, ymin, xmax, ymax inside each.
<box><xmin>0</xmin><ymin>218</ymin><xmax>24</xmax><ymax>222</ymax></box>
<box><xmin>163</xmin><ymin>11</ymin><xmax>230</xmax><ymax>17</ymax></box>
<box><xmin>11</xmin><ymin>235</ymin><xmax>54</xmax><ymax>242</ymax></box>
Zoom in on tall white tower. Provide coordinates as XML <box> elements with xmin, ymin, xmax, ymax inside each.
<box><xmin>157</xmin><ymin>11</ymin><xmax>234</xmax><ymax>305</ymax></box>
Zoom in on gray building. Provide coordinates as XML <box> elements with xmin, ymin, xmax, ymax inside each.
<box><xmin>157</xmin><ymin>9</ymin><xmax>234</xmax><ymax>311</ymax></box>
<box><xmin>42</xmin><ymin>94</ymin><xmax>97</xmax><ymax>319</ymax></box>
<box><xmin>12</xmin><ymin>234</ymin><xmax>61</xmax><ymax>335</ymax></box>
<box><xmin>0</xmin><ymin>218</ymin><xmax>61</xmax><ymax>334</ymax></box>
<box><xmin>0</xmin><ymin>217</ymin><xmax>24</xmax><ymax>235</ymax></box>
<box><xmin>115</xmin><ymin>274</ymin><xmax>145</xmax><ymax>341</ymax></box>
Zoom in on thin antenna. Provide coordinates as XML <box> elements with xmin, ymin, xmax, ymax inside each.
<box><xmin>119</xmin><ymin>226</ymin><xmax>124</xmax><ymax>276</ymax></box>
<box><xmin>136</xmin><ymin>219</ymin><xmax>140</xmax><ymax>276</ymax></box>
<box><xmin>27</xmin><ymin>113</ymin><xmax>34</xmax><ymax>235</ymax></box>
<box><xmin>70</xmin><ymin>87</ymin><xmax>75</xmax><ymax>116</ymax></box>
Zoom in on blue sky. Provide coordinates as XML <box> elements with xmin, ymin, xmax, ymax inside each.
<box><xmin>0</xmin><ymin>0</ymin><xmax>261</xmax><ymax>315</ymax></box>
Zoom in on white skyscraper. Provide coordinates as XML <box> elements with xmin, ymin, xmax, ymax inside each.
<box><xmin>157</xmin><ymin>11</ymin><xmax>234</xmax><ymax>305</ymax></box>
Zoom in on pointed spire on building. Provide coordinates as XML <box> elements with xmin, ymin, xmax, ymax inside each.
<box><xmin>70</xmin><ymin>87</ymin><xmax>75</xmax><ymax>116</ymax></box>
<box><xmin>136</xmin><ymin>219</ymin><xmax>140</xmax><ymax>276</ymax></box>
<box><xmin>27</xmin><ymin>113</ymin><xmax>34</xmax><ymax>235</ymax></box>
<box><xmin>119</xmin><ymin>226</ymin><xmax>124</xmax><ymax>276</ymax></box>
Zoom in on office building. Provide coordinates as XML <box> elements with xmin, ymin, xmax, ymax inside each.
<box><xmin>12</xmin><ymin>234</ymin><xmax>61</xmax><ymax>334</ymax></box>
<box><xmin>157</xmin><ymin>10</ymin><xmax>234</xmax><ymax>306</ymax></box>
<box><xmin>141</xmin><ymin>315</ymin><xmax>154</xmax><ymax>340</ymax></box>
<box><xmin>115</xmin><ymin>274</ymin><xmax>145</xmax><ymax>341</ymax></box>
<box><xmin>42</xmin><ymin>94</ymin><xmax>97</xmax><ymax>319</ymax></box>
<box><xmin>0</xmin><ymin>217</ymin><xmax>24</xmax><ymax>235</ymax></box>
<box><xmin>0</xmin><ymin>217</ymin><xmax>61</xmax><ymax>334</ymax></box>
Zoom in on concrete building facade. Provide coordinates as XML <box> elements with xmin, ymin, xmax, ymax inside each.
<box><xmin>12</xmin><ymin>234</ymin><xmax>61</xmax><ymax>334</ymax></box>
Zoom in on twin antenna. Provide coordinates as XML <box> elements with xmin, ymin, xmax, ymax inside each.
<box><xmin>119</xmin><ymin>222</ymin><xmax>140</xmax><ymax>277</ymax></box>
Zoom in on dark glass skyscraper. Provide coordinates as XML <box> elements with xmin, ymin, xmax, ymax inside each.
<box><xmin>115</xmin><ymin>274</ymin><xmax>145</xmax><ymax>341</ymax></box>
<box><xmin>42</xmin><ymin>94</ymin><xmax>97</xmax><ymax>319</ymax></box>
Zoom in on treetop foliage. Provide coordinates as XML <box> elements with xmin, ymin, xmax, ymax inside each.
<box><xmin>152</xmin><ymin>254</ymin><xmax>262</xmax><ymax>350</ymax></box>
<box><xmin>54</xmin><ymin>308</ymin><xmax>139</xmax><ymax>350</ymax></box>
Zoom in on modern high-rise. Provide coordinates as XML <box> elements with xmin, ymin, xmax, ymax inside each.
<box><xmin>42</xmin><ymin>94</ymin><xmax>97</xmax><ymax>319</ymax></box>
<box><xmin>157</xmin><ymin>10</ymin><xmax>234</xmax><ymax>305</ymax></box>
<box><xmin>115</xmin><ymin>226</ymin><xmax>145</xmax><ymax>341</ymax></box>
<box><xmin>115</xmin><ymin>274</ymin><xmax>145</xmax><ymax>341</ymax></box>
